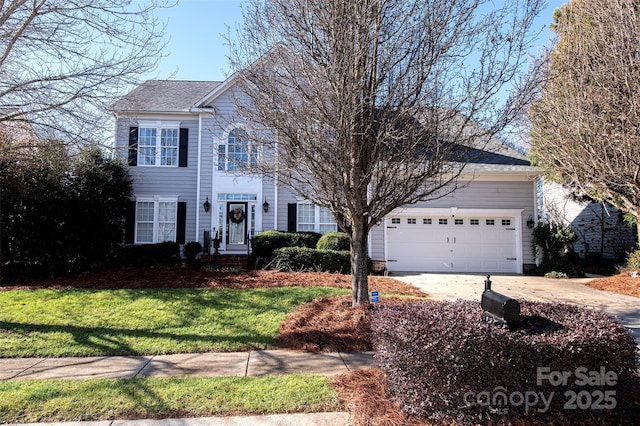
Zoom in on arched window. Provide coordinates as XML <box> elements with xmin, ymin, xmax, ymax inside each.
<box><xmin>218</xmin><ymin>128</ymin><xmax>257</xmax><ymax>171</ymax></box>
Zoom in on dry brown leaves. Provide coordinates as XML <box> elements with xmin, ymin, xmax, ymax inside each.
<box><xmin>275</xmin><ymin>295</ymin><xmax>422</xmax><ymax>352</ymax></box>
<box><xmin>333</xmin><ymin>369</ymin><xmax>595</xmax><ymax>426</ymax></box>
<box><xmin>2</xmin><ymin>267</ymin><xmax>427</xmax><ymax>295</ymax></box>
<box><xmin>334</xmin><ymin>368</ymin><xmax>428</xmax><ymax>426</ymax></box>
<box><xmin>585</xmin><ymin>272</ymin><xmax>640</xmax><ymax>298</ymax></box>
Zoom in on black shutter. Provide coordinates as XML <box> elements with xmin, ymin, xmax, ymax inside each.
<box><xmin>124</xmin><ymin>201</ymin><xmax>136</xmax><ymax>244</ymax></box>
<box><xmin>128</xmin><ymin>127</ymin><xmax>138</xmax><ymax>166</ymax></box>
<box><xmin>179</xmin><ymin>128</ymin><xmax>188</xmax><ymax>167</ymax></box>
<box><xmin>287</xmin><ymin>203</ymin><xmax>297</xmax><ymax>232</ymax></box>
<box><xmin>176</xmin><ymin>202</ymin><xmax>187</xmax><ymax>244</ymax></box>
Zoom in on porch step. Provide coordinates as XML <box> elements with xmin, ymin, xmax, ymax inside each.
<box><xmin>201</xmin><ymin>254</ymin><xmax>250</xmax><ymax>269</ymax></box>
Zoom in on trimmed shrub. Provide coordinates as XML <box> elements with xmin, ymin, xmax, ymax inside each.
<box><xmin>272</xmin><ymin>247</ymin><xmax>351</xmax><ymax>273</ymax></box>
<box><xmin>290</xmin><ymin>231</ymin><xmax>323</xmax><ymax>248</ymax></box>
<box><xmin>316</xmin><ymin>231</ymin><xmax>350</xmax><ymax>251</ymax></box>
<box><xmin>183</xmin><ymin>241</ymin><xmax>202</xmax><ymax>265</ymax></box>
<box><xmin>544</xmin><ymin>270</ymin><xmax>568</xmax><ymax>279</ymax></box>
<box><xmin>115</xmin><ymin>242</ymin><xmax>180</xmax><ymax>267</ymax></box>
<box><xmin>621</xmin><ymin>249</ymin><xmax>640</xmax><ymax>272</ymax></box>
<box><xmin>531</xmin><ymin>221</ymin><xmax>578</xmax><ymax>273</ymax></box>
<box><xmin>252</xmin><ymin>231</ymin><xmax>322</xmax><ymax>262</ymax></box>
<box><xmin>371</xmin><ymin>300</ymin><xmax>639</xmax><ymax>424</ymax></box>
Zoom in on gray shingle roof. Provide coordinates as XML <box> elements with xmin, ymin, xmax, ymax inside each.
<box><xmin>111</xmin><ymin>80</ymin><xmax>221</xmax><ymax>112</ymax></box>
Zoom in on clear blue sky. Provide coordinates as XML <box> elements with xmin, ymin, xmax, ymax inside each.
<box><xmin>148</xmin><ymin>0</ymin><xmax>566</xmax><ymax>83</ymax></box>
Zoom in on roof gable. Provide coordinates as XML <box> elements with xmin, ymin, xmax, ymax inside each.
<box><xmin>111</xmin><ymin>80</ymin><xmax>221</xmax><ymax>112</ymax></box>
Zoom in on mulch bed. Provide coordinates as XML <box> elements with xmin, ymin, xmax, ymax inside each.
<box><xmin>0</xmin><ymin>267</ymin><xmax>427</xmax><ymax>296</ymax></box>
<box><xmin>334</xmin><ymin>368</ymin><xmax>424</xmax><ymax>426</ymax></box>
<box><xmin>275</xmin><ymin>295</ymin><xmax>422</xmax><ymax>352</ymax></box>
<box><xmin>585</xmin><ymin>272</ymin><xmax>640</xmax><ymax>298</ymax></box>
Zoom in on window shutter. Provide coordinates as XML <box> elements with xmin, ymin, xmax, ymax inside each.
<box><xmin>128</xmin><ymin>127</ymin><xmax>138</xmax><ymax>166</ymax></box>
<box><xmin>287</xmin><ymin>203</ymin><xmax>297</xmax><ymax>232</ymax></box>
<box><xmin>179</xmin><ymin>128</ymin><xmax>188</xmax><ymax>167</ymax></box>
<box><xmin>124</xmin><ymin>201</ymin><xmax>136</xmax><ymax>244</ymax></box>
<box><xmin>176</xmin><ymin>202</ymin><xmax>187</xmax><ymax>244</ymax></box>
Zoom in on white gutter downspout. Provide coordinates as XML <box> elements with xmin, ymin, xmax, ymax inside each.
<box><xmin>274</xmin><ymin>177</ymin><xmax>279</xmax><ymax>231</ymax></box>
<box><xmin>273</xmin><ymin>140</ymin><xmax>279</xmax><ymax>231</ymax></box>
<box><xmin>195</xmin><ymin>113</ymin><xmax>203</xmax><ymax>243</ymax></box>
<box><xmin>533</xmin><ymin>178</ymin><xmax>540</xmax><ymax>266</ymax></box>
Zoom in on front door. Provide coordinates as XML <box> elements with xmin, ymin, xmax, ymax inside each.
<box><xmin>227</xmin><ymin>202</ymin><xmax>248</xmax><ymax>249</ymax></box>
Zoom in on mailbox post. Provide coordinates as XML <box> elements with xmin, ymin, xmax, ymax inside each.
<box><xmin>481</xmin><ymin>274</ymin><xmax>520</xmax><ymax>326</ymax></box>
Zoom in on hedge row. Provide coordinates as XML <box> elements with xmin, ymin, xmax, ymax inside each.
<box><xmin>271</xmin><ymin>247</ymin><xmax>351</xmax><ymax>274</ymax></box>
<box><xmin>251</xmin><ymin>231</ymin><xmax>322</xmax><ymax>262</ymax></box>
<box><xmin>371</xmin><ymin>300</ymin><xmax>639</xmax><ymax>424</ymax></box>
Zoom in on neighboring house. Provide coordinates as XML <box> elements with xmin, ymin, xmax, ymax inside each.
<box><xmin>542</xmin><ymin>182</ymin><xmax>637</xmax><ymax>262</ymax></box>
<box><xmin>111</xmin><ymin>77</ymin><xmax>540</xmax><ymax>274</ymax></box>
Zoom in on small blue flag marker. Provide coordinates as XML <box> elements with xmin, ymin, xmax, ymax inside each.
<box><xmin>371</xmin><ymin>291</ymin><xmax>379</xmax><ymax>303</ymax></box>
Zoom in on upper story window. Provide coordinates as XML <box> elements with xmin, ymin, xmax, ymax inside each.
<box><xmin>218</xmin><ymin>128</ymin><xmax>257</xmax><ymax>171</ymax></box>
<box><xmin>128</xmin><ymin>123</ymin><xmax>188</xmax><ymax>168</ymax></box>
<box><xmin>139</xmin><ymin>125</ymin><xmax>178</xmax><ymax>166</ymax></box>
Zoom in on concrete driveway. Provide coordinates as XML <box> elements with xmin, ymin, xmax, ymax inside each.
<box><xmin>392</xmin><ymin>273</ymin><xmax>640</xmax><ymax>344</ymax></box>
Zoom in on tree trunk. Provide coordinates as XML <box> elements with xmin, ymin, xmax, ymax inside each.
<box><xmin>350</xmin><ymin>220</ymin><xmax>370</xmax><ymax>306</ymax></box>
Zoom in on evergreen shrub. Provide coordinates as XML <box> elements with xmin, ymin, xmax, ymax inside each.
<box><xmin>271</xmin><ymin>247</ymin><xmax>351</xmax><ymax>273</ymax></box>
<box><xmin>183</xmin><ymin>241</ymin><xmax>202</xmax><ymax>265</ymax></box>
<box><xmin>316</xmin><ymin>231</ymin><xmax>350</xmax><ymax>251</ymax></box>
<box><xmin>252</xmin><ymin>231</ymin><xmax>322</xmax><ymax>263</ymax></box>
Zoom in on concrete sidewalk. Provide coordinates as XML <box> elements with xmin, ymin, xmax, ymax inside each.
<box><xmin>3</xmin><ymin>413</ymin><xmax>352</xmax><ymax>426</ymax></box>
<box><xmin>0</xmin><ymin>349</ymin><xmax>375</xmax><ymax>381</ymax></box>
<box><xmin>1</xmin><ymin>350</ymin><xmax>370</xmax><ymax>425</ymax></box>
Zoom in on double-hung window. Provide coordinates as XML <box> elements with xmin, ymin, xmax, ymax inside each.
<box><xmin>137</xmin><ymin>122</ymin><xmax>180</xmax><ymax>167</ymax></box>
<box><xmin>218</xmin><ymin>128</ymin><xmax>257</xmax><ymax>171</ymax></box>
<box><xmin>297</xmin><ymin>203</ymin><xmax>337</xmax><ymax>234</ymax></box>
<box><xmin>135</xmin><ymin>198</ymin><xmax>178</xmax><ymax>243</ymax></box>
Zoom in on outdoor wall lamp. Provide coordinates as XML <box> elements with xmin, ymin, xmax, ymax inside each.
<box><xmin>203</xmin><ymin>196</ymin><xmax>211</xmax><ymax>213</ymax></box>
<box><xmin>526</xmin><ymin>216</ymin><xmax>535</xmax><ymax>229</ymax></box>
<box><xmin>263</xmin><ymin>199</ymin><xmax>269</xmax><ymax>213</ymax></box>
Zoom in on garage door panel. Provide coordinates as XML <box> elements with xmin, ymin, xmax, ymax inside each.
<box><xmin>386</xmin><ymin>215</ymin><xmax>518</xmax><ymax>273</ymax></box>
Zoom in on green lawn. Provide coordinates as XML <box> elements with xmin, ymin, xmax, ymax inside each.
<box><xmin>0</xmin><ymin>375</ymin><xmax>341</xmax><ymax>424</ymax></box>
<box><xmin>0</xmin><ymin>287</ymin><xmax>348</xmax><ymax>357</ymax></box>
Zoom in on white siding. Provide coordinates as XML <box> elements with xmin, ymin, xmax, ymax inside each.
<box><xmin>543</xmin><ymin>183</ymin><xmax>636</xmax><ymax>260</ymax></box>
<box><xmin>369</xmin><ymin>179</ymin><xmax>537</xmax><ymax>268</ymax></box>
<box><xmin>115</xmin><ymin>116</ymin><xmax>201</xmax><ymax>243</ymax></box>
<box><xmin>113</xmin><ymin>80</ymin><xmax>540</xmax><ymax>269</ymax></box>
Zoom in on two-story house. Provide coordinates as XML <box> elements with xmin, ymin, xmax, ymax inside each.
<box><xmin>111</xmin><ymin>76</ymin><xmax>540</xmax><ymax>274</ymax></box>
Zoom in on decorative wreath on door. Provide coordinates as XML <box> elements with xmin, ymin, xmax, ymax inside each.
<box><xmin>229</xmin><ymin>207</ymin><xmax>246</xmax><ymax>224</ymax></box>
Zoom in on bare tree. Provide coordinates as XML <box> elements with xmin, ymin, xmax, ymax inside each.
<box><xmin>0</xmin><ymin>0</ymin><xmax>173</xmax><ymax>145</ymax></box>
<box><xmin>530</xmin><ymin>0</ymin><xmax>640</xmax><ymax>242</ymax></box>
<box><xmin>230</xmin><ymin>0</ymin><xmax>544</xmax><ymax>305</ymax></box>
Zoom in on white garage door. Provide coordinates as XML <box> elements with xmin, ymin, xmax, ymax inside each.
<box><xmin>386</xmin><ymin>215</ymin><xmax>518</xmax><ymax>273</ymax></box>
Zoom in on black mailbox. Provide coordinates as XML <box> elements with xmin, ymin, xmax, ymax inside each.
<box><xmin>481</xmin><ymin>275</ymin><xmax>520</xmax><ymax>324</ymax></box>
